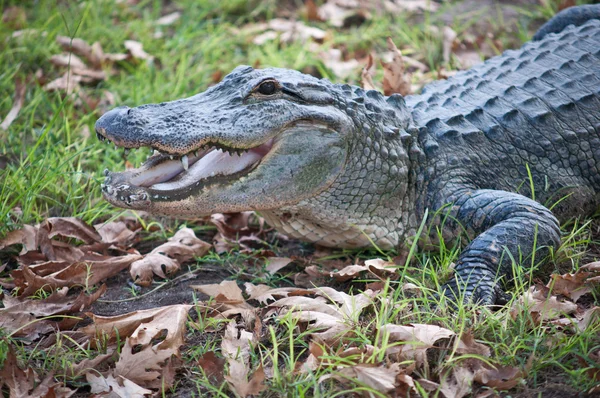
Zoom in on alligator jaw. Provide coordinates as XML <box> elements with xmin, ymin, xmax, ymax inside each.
<box><xmin>99</xmin><ymin>136</ymin><xmax>275</xmax><ymax>209</ymax></box>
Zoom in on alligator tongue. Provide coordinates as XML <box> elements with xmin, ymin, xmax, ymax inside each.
<box><xmin>150</xmin><ymin>141</ymin><xmax>273</xmax><ymax>191</ymax></box>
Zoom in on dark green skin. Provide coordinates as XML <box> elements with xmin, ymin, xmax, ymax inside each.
<box><xmin>96</xmin><ymin>8</ymin><xmax>600</xmax><ymax>305</ymax></box>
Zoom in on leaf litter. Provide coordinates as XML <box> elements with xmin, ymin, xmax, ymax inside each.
<box><xmin>3</xmin><ymin>4</ymin><xmax>600</xmax><ymax>397</ymax></box>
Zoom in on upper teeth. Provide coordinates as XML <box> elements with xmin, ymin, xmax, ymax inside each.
<box><xmin>181</xmin><ymin>155</ymin><xmax>189</xmax><ymax>171</ymax></box>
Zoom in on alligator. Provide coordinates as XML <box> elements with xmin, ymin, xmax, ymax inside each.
<box><xmin>95</xmin><ymin>5</ymin><xmax>600</xmax><ymax>305</ymax></box>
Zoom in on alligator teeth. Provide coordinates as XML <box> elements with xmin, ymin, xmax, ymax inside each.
<box><xmin>103</xmin><ymin>168</ymin><xmax>109</xmax><ymax>176</ymax></box>
<box><xmin>194</xmin><ymin>151</ymin><xmax>198</xmax><ymax>157</ymax></box>
<box><xmin>181</xmin><ymin>155</ymin><xmax>189</xmax><ymax>171</ymax></box>
<box><xmin>153</xmin><ymin>150</ymin><xmax>160</xmax><ymax>156</ymax></box>
<box><xmin>124</xmin><ymin>148</ymin><xmax>130</xmax><ymax>157</ymax></box>
<box><xmin>170</xmin><ymin>155</ymin><xmax>174</xmax><ymax>160</ymax></box>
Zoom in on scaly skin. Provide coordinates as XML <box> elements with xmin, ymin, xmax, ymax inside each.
<box><xmin>96</xmin><ymin>8</ymin><xmax>600</xmax><ymax>304</ymax></box>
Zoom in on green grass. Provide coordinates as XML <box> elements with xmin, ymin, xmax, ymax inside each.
<box><xmin>1</xmin><ymin>0</ymin><xmax>599</xmax><ymax>396</ymax></box>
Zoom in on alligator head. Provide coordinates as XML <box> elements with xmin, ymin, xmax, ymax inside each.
<box><xmin>96</xmin><ymin>66</ymin><xmax>416</xmax><ymax>249</ymax></box>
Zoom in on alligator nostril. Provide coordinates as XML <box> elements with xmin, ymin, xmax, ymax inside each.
<box><xmin>127</xmin><ymin>109</ymin><xmax>132</xmax><ymax>115</ymax></box>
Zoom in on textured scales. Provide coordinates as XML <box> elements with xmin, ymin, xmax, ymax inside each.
<box><xmin>96</xmin><ymin>7</ymin><xmax>600</xmax><ymax>304</ymax></box>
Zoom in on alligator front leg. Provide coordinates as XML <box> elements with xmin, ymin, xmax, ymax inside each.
<box><xmin>434</xmin><ymin>189</ymin><xmax>561</xmax><ymax>305</ymax></box>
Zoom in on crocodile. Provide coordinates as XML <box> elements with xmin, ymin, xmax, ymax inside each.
<box><xmin>95</xmin><ymin>5</ymin><xmax>600</xmax><ymax>305</ymax></box>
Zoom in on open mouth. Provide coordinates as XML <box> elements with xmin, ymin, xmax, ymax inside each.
<box><xmin>98</xmin><ymin>130</ymin><xmax>274</xmax><ymax>204</ymax></box>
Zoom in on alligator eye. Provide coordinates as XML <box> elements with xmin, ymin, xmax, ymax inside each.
<box><xmin>257</xmin><ymin>81</ymin><xmax>277</xmax><ymax>95</ymax></box>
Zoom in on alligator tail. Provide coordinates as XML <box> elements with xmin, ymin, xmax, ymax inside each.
<box><xmin>533</xmin><ymin>4</ymin><xmax>600</xmax><ymax>41</ymax></box>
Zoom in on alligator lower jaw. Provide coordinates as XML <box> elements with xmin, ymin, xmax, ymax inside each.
<box><xmin>100</xmin><ymin>139</ymin><xmax>274</xmax><ymax>207</ymax></box>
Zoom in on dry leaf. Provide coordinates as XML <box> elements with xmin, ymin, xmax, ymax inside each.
<box><xmin>82</xmin><ymin>304</ymin><xmax>191</xmax><ymax>348</ymax></box>
<box><xmin>382</xmin><ymin>323</ymin><xmax>455</xmax><ymax>368</ymax></box>
<box><xmin>0</xmin><ymin>341</ymin><xmax>76</xmax><ymax>397</ymax></box>
<box><xmin>455</xmin><ymin>330</ymin><xmax>491</xmax><ymax>357</ymax></box>
<box><xmin>197</xmin><ymin>351</ymin><xmax>226</xmax><ymax>383</ymax></box>
<box><xmin>130</xmin><ymin>252</ymin><xmax>179</xmax><ymax>285</ymax></box>
<box><xmin>92</xmin><ymin>303</ymin><xmax>191</xmax><ymax>391</ymax></box>
<box><xmin>210</xmin><ymin>212</ymin><xmax>267</xmax><ymax>253</ymax></box>
<box><xmin>306</xmin><ymin>0</ymin><xmax>321</xmax><ymax>21</ymax></box>
<box><xmin>382</xmin><ymin>37</ymin><xmax>411</xmax><ymax>96</ymax></box>
<box><xmin>44</xmin><ymin>217</ymin><xmax>102</xmax><ymax>243</ymax></box>
<box><xmin>442</xmin><ymin>26</ymin><xmax>458</xmax><ymax>65</ymax></box>
<box><xmin>0</xmin><ymin>224</ymin><xmax>37</xmax><ymax>254</ymax></box>
<box><xmin>578</xmin><ymin>306</ymin><xmax>600</xmax><ymax>332</ymax></box>
<box><xmin>473</xmin><ymin>364</ymin><xmax>522</xmax><ymax>390</ymax></box>
<box><xmin>321</xmin><ymin>48</ymin><xmax>360</xmax><ymax>79</ymax></box>
<box><xmin>268</xmin><ymin>288</ymin><xmax>375</xmax><ymax>344</ymax></box>
<box><xmin>244</xmin><ymin>282</ymin><xmax>309</xmax><ymax>305</ymax></box>
<box><xmin>156</xmin><ymin>11</ymin><xmax>181</xmax><ymax>26</ymax></box>
<box><xmin>130</xmin><ymin>228</ymin><xmax>210</xmax><ymax>286</ymax></box>
<box><xmin>361</xmin><ymin>53</ymin><xmax>377</xmax><ymax>90</ymax></box>
<box><xmin>124</xmin><ymin>40</ymin><xmax>154</xmax><ymax>61</ymax></box>
<box><xmin>1</xmin><ymin>76</ymin><xmax>26</xmax><ymax>130</ymax></box>
<box><xmin>548</xmin><ymin>269</ymin><xmax>597</xmax><ymax>302</ymax></box>
<box><xmin>94</xmin><ymin>221</ymin><xmax>138</xmax><ymax>246</ymax></box>
<box><xmin>510</xmin><ymin>285</ymin><xmax>578</xmax><ymax>322</ymax></box>
<box><xmin>49</xmin><ymin>54</ymin><xmax>88</xmax><ymax>69</ymax></box>
<box><xmin>87</xmin><ymin>373</ymin><xmax>152</xmax><ymax>397</ymax></box>
<box><xmin>192</xmin><ymin>280</ymin><xmax>247</xmax><ymax>305</ymax></box>
<box><xmin>330</xmin><ymin>364</ymin><xmax>401</xmax><ymax>393</ymax></box>
<box><xmin>440</xmin><ymin>366</ymin><xmax>474</xmax><ymax>398</ymax></box>
<box><xmin>15</xmin><ymin>253</ymin><xmax>141</xmax><ymax>296</ymax></box>
<box><xmin>265</xmin><ymin>257</ymin><xmax>293</xmax><ymax>274</ymax></box>
<box><xmin>221</xmin><ymin>321</ymin><xmax>265</xmax><ymax>397</ymax></box>
<box><xmin>250</xmin><ymin>19</ymin><xmax>327</xmax><ymax>45</ymax></box>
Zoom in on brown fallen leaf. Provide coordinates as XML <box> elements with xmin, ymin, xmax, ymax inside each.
<box><xmin>197</xmin><ymin>351</ymin><xmax>226</xmax><ymax>383</ymax></box>
<box><xmin>82</xmin><ymin>304</ymin><xmax>191</xmax><ymax>348</ymax></box>
<box><xmin>15</xmin><ymin>253</ymin><xmax>141</xmax><ymax>296</ymax></box>
<box><xmin>210</xmin><ymin>212</ymin><xmax>267</xmax><ymax>253</ymax></box>
<box><xmin>130</xmin><ymin>252</ymin><xmax>178</xmax><ymax>284</ymax></box>
<box><xmin>440</xmin><ymin>366</ymin><xmax>474</xmax><ymax>398</ymax></box>
<box><xmin>192</xmin><ymin>280</ymin><xmax>248</xmax><ymax>305</ymax></box>
<box><xmin>547</xmin><ymin>271</ymin><xmax>594</xmax><ymax>302</ymax></box>
<box><xmin>244</xmin><ymin>282</ymin><xmax>309</xmax><ymax>305</ymax></box>
<box><xmin>268</xmin><ymin>288</ymin><xmax>376</xmax><ymax>344</ymax></box>
<box><xmin>320</xmin><ymin>363</ymin><xmax>403</xmax><ymax>394</ymax></box>
<box><xmin>442</xmin><ymin>26</ymin><xmax>458</xmax><ymax>65</ymax></box>
<box><xmin>510</xmin><ymin>285</ymin><xmax>578</xmax><ymax>322</ymax></box>
<box><xmin>382</xmin><ymin>37</ymin><xmax>411</xmax><ymax>96</ymax></box>
<box><xmin>306</xmin><ymin>0</ymin><xmax>321</xmax><ymax>22</ymax></box>
<box><xmin>63</xmin><ymin>351</ymin><xmax>114</xmax><ymax>379</ymax></box>
<box><xmin>577</xmin><ymin>306</ymin><xmax>600</xmax><ymax>332</ymax></box>
<box><xmin>250</xmin><ymin>19</ymin><xmax>327</xmax><ymax>45</ymax></box>
<box><xmin>87</xmin><ymin>373</ymin><xmax>152</xmax><ymax>397</ymax></box>
<box><xmin>473</xmin><ymin>364</ymin><xmax>522</xmax><ymax>390</ymax></box>
<box><xmin>381</xmin><ymin>323</ymin><xmax>455</xmax><ymax>368</ymax></box>
<box><xmin>321</xmin><ymin>48</ymin><xmax>361</xmax><ymax>79</ymax></box>
<box><xmin>156</xmin><ymin>11</ymin><xmax>181</xmax><ymax>26</ymax></box>
<box><xmin>124</xmin><ymin>40</ymin><xmax>154</xmax><ymax>61</ymax></box>
<box><xmin>221</xmin><ymin>321</ymin><xmax>265</xmax><ymax>397</ymax></box>
<box><xmin>114</xmin><ymin>331</ymin><xmax>178</xmax><ymax>389</ymax></box>
<box><xmin>265</xmin><ymin>256</ymin><xmax>293</xmax><ymax>274</ymax></box>
<box><xmin>455</xmin><ymin>330</ymin><xmax>491</xmax><ymax>357</ymax></box>
<box><xmin>0</xmin><ymin>340</ymin><xmax>76</xmax><ymax>397</ymax></box>
<box><xmin>49</xmin><ymin>53</ymin><xmax>88</xmax><ymax>69</ymax></box>
<box><xmin>44</xmin><ymin>217</ymin><xmax>102</xmax><ymax>244</ymax></box>
<box><xmin>0</xmin><ymin>224</ymin><xmax>37</xmax><ymax>254</ymax></box>
<box><xmin>318</xmin><ymin>1</ymin><xmax>370</xmax><ymax>28</ymax></box>
<box><xmin>56</xmin><ymin>36</ymin><xmax>128</xmax><ymax>69</ymax></box>
<box><xmin>130</xmin><ymin>227</ymin><xmax>211</xmax><ymax>286</ymax></box>
<box><xmin>94</xmin><ymin>220</ymin><xmax>139</xmax><ymax>246</ymax></box>
<box><xmin>0</xmin><ymin>76</ymin><xmax>26</xmax><ymax>130</ymax></box>
<box><xmin>361</xmin><ymin>53</ymin><xmax>377</xmax><ymax>90</ymax></box>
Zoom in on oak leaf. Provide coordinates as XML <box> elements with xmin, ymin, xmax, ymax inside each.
<box><xmin>87</xmin><ymin>373</ymin><xmax>152</xmax><ymax>397</ymax></box>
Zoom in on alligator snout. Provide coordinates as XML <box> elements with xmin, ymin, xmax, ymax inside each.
<box><xmin>95</xmin><ymin>106</ymin><xmax>133</xmax><ymax>143</ymax></box>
